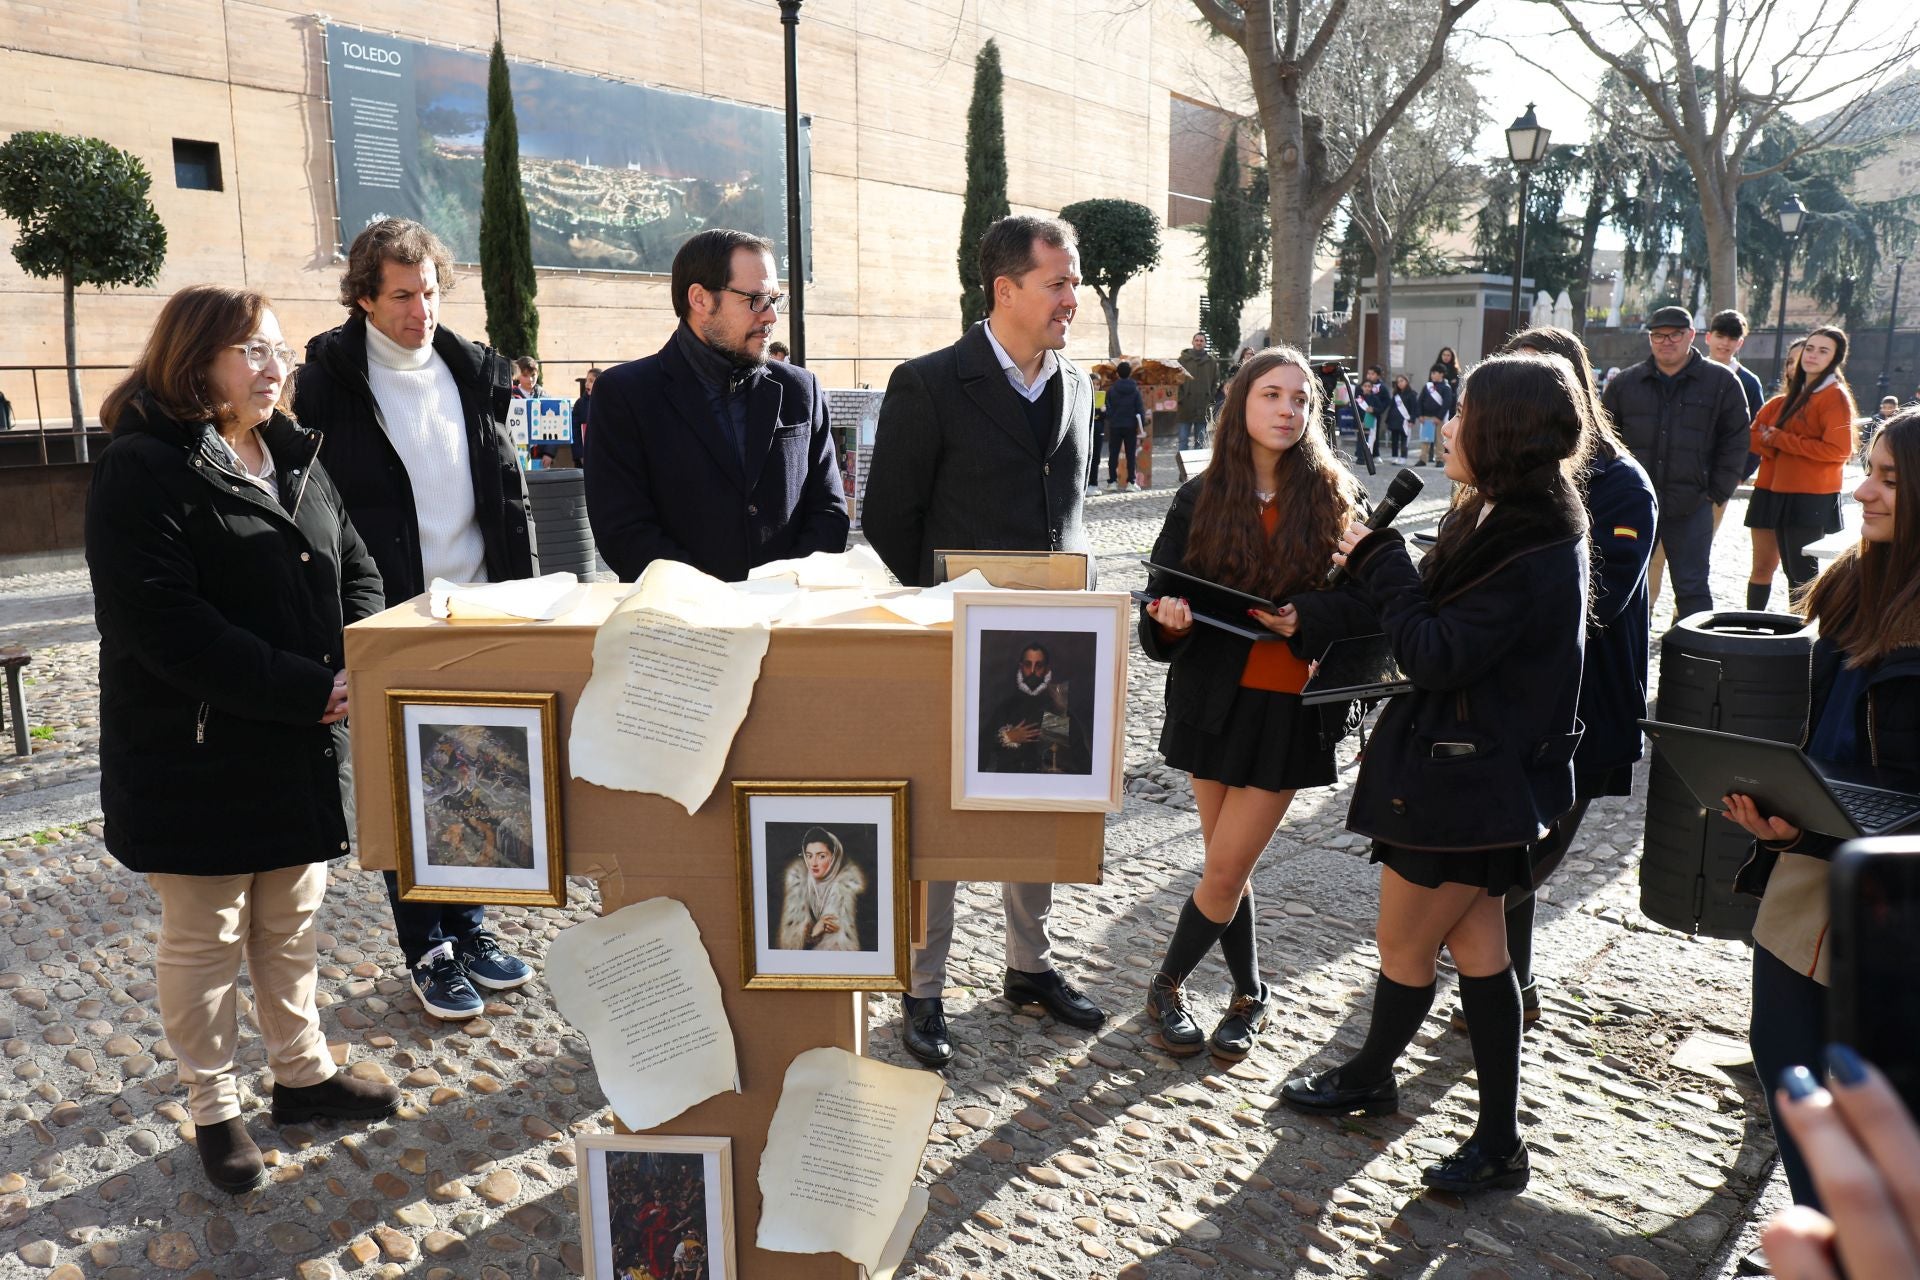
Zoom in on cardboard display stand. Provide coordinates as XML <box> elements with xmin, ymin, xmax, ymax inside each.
<box><xmin>345</xmin><ymin>584</ymin><xmax>1105</xmax><ymax>1279</ymax></box>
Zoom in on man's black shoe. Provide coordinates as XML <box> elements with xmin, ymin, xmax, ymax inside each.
<box><xmin>900</xmin><ymin>995</ymin><xmax>953</xmax><ymax>1068</ymax></box>
<box><xmin>1209</xmin><ymin>983</ymin><xmax>1271</xmax><ymax>1062</ymax></box>
<box><xmin>1419</xmin><ymin>1136</ymin><xmax>1530</xmax><ymax>1193</ymax></box>
<box><xmin>1143</xmin><ymin>975</ymin><xmax>1205</xmax><ymax>1057</ymax></box>
<box><xmin>1281</xmin><ymin>1067</ymin><xmax>1399</xmax><ymax>1117</ymax></box>
<box><xmin>1003</xmin><ymin>967</ymin><xmax>1106</xmax><ymax>1029</ymax></box>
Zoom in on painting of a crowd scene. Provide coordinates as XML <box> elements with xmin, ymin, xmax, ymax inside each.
<box><xmin>391</xmin><ymin>691</ymin><xmax>566</xmax><ymax>908</ymax></box>
<box><xmin>578</xmin><ymin>1136</ymin><xmax>733</xmax><ymax>1280</ymax></box>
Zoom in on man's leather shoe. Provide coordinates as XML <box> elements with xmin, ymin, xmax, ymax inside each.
<box><xmin>1281</xmin><ymin>1067</ymin><xmax>1399</xmax><ymax>1117</ymax></box>
<box><xmin>900</xmin><ymin>996</ymin><xmax>954</xmax><ymax>1068</ymax></box>
<box><xmin>1003</xmin><ymin>967</ymin><xmax>1106</xmax><ymax>1029</ymax></box>
<box><xmin>271</xmin><ymin>1072</ymin><xmax>400</xmax><ymax>1125</ymax></box>
<box><xmin>195</xmin><ymin>1116</ymin><xmax>267</xmax><ymax>1194</ymax></box>
<box><xmin>1143</xmin><ymin>975</ymin><xmax>1205</xmax><ymax>1057</ymax></box>
<box><xmin>1420</xmin><ymin>1136</ymin><xmax>1530</xmax><ymax>1193</ymax></box>
<box><xmin>1209</xmin><ymin>983</ymin><xmax>1271</xmax><ymax>1062</ymax></box>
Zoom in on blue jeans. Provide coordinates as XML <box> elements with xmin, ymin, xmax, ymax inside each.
<box><xmin>1178</xmin><ymin>420</ymin><xmax>1205</xmax><ymax>449</ymax></box>
<box><xmin>1750</xmin><ymin>944</ymin><xmax>1827</xmax><ymax>1208</ymax></box>
<box><xmin>1656</xmin><ymin>499</ymin><xmax>1717</xmax><ymax>620</ymax></box>
<box><xmin>383</xmin><ymin>871</ymin><xmax>487</xmax><ymax>969</ymax></box>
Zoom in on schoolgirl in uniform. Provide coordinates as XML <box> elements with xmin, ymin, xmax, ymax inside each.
<box><xmin>1281</xmin><ymin>352</ymin><xmax>1593</xmax><ymax>1194</ymax></box>
<box><xmin>1139</xmin><ymin>346</ymin><xmax>1374</xmax><ymax>1061</ymax></box>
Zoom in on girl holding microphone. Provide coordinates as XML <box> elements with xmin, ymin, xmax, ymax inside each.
<box><xmin>1281</xmin><ymin>352</ymin><xmax>1593</xmax><ymax>1194</ymax></box>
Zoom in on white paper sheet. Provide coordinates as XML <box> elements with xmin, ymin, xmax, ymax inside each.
<box><xmin>429</xmin><ymin>571</ymin><xmax>589</xmax><ymax>620</ymax></box>
<box><xmin>546</xmin><ymin>898</ymin><xmax>739</xmax><ymax>1132</ymax></box>
<box><xmin>756</xmin><ymin>1047</ymin><xmax>943</xmax><ymax>1270</ymax></box>
<box><xmin>869</xmin><ymin>570</ymin><xmax>997</xmax><ymax>626</ymax></box>
<box><xmin>569</xmin><ymin>560</ymin><xmax>771</xmax><ymax>812</ymax></box>
<box><xmin>746</xmin><ymin>545</ymin><xmax>895</xmax><ymax>590</ymax></box>
<box><xmin>864</xmin><ymin>1187</ymin><xmax>931</xmax><ymax>1280</ymax></box>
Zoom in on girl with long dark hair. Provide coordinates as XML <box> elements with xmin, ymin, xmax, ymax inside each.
<box><xmin>1745</xmin><ymin>325</ymin><xmax>1858</xmax><ymax>605</ymax></box>
<box><xmin>1282</xmin><ymin>353</ymin><xmax>1593</xmax><ymax>1194</ymax></box>
<box><xmin>1725</xmin><ymin>408</ymin><xmax>1920</xmax><ymax>1212</ymax></box>
<box><xmin>1139</xmin><ymin>347</ymin><xmax>1372</xmax><ymax>1061</ymax></box>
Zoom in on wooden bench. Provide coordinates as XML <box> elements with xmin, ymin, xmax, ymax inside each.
<box><xmin>0</xmin><ymin>648</ymin><xmax>27</xmax><ymax>755</ymax></box>
<box><xmin>1175</xmin><ymin>449</ymin><xmax>1212</xmax><ymax>481</ymax></box>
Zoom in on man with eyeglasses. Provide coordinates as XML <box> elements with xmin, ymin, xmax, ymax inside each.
<box><xmin>862</xmin><ymin>214</ymin><xmax>1106</xmax><ymax>1069</ymax></box>
<box><xmin>584</xmin><ymin>227</ymin><xmax>847</xmax><ymax>582</ymax></box>
<box><xmin>1601</xmin><ymin>304</ymin><xmax>1752</xmax><ymax>621</ymax></box>
<box><xmin>294</xmin><ymin>217</ymin><xmax>539</xmax><ymax>1023</ymax></box>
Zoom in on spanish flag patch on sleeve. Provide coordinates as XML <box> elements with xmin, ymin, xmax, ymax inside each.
<box><xmin>1613</xmin><ymin>525</ymin><xmax>1639</xmax><ymax>539</ymax></box>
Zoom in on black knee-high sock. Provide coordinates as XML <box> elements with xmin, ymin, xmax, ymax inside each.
<box><xmin>1747</xmin><ymin>580</ymin><xmax>1771</xmax><ymax>611</ymax></box>
<box><xmin>1157</xmin><ymin>895</ymin><xmax>1231</xmax><ymax>987</ymax></box>
<box><xmin>1459</xmin><ymin>967</ymin><xmax>1524</xmax><ymax>1153</ymax></box>
<box><xmin>1505</xmin><ymin>894</ymin><xmax>1536</xmax><ymax>990</ymax></box>
<box><xmin>1216</xmin><ymin>893</ymin><xmax>1261</xmax><ymax>997</ymax></box>
<box><xmin>1337</xmin><ymin>973</ymin><xmax>1436</xmax><ymax>1086</ymax></box>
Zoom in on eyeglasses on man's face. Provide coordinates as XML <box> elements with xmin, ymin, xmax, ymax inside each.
<box><xmin>717</xmin><ymin>286</ymin><xmax>785</xmax><ymax>314</ymax></box>
<box><xmin>232</xmin><ymin>340</ymin><xmax>298</xmax><ymax>372</ymax></box>
<box><xmin>1648</xmin><ymin>329</ymin><xmax>1693</xmax><ymax>345</ymax></box>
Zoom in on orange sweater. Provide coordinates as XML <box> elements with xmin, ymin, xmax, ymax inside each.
<box><xmin>1751</xmin><ymin>382</ymin><xmax>1856</xmax><ymax>495</ymax></box>
<box><xmin>1152</xmin><ymin>504</ymin><xmax>1312</xmax><ymax>693</ymax></box>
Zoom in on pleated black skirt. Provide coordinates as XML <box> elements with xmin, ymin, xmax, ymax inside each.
<box><xmin>1160</xmin><ymin>686</ymin><xmax>1334</xmax><ymax>793</ymax></box>
<box><xmin>1744</xmin><ymin>487</ymin><xmax>1843</xmax><ymax>534</ymax></box>
<box><xmin>1369</xmin><ymin>841</ymin><xmax>1534</xmax><ymax>896</ymax></box>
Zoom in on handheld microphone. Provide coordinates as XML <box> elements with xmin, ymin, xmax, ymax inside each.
<box><xmin>1329</xmin><ymin>468</ymin><xmax>1426</xmax><ymax>584</ymax></box>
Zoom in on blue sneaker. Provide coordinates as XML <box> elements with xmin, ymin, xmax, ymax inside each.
<box><xmin>454</xmin><ymin>932</ymin><xmax>534</xmax><ymax>991</ymax></box>
<box><xmin>410</xmin><ymin>943</ymin><xmax>483</xmax><ymax>1019</ymax></box>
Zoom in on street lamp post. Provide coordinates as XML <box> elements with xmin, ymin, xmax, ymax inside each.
<box><xmin>778</xmin><ymin>0</ymin><xmax>807</xmax><ymax>365</ymax></box>
<box><xmin>1772</xmin><ymin>193</ymin><xmax>1806</xmax><ymax>387</ymax></box>
<box><xmin>1879</xmin><ymin>253</ymin><xmax>1908</xmax><ymax>401</ymax></box>
<box><xmin>1505</xmin><ymin>104</ymin><xmax>1552</xmax><ymax>337</ymax></box>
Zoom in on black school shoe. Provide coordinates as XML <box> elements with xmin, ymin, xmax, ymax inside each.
<box><xmin>195</xmin><ymin>1116</ymin><xmax>267</xmax><ymax>1195</ymax></box>
<box><xmin>900</xmin><ymin>995</ymin><xmax>954</xmax><ymax>1068</ymax></box>
<box><xmin>1281</xmin><ymin>1067</ymin><xmax>1400</xmax><ymax>1117</ymax></box>
<box><xmin>1002</xmin><ymin>967</ymin><xmax>1106</xmax><ymax>1029</ymax></box>
<box><xmin>1209</xmin><ymin>983</ymin><xmax>1271</xmax><ymax>1062</ymax></box>
<box><xmin>1420</xmin><ymin>1136</ymin><xmax>1531</xmax><ymax>1193</ymax></box>
<box><xmin>1144</xmin><ymin>975</ymin><xmax>1206</xmax><ymax>1057</ymax></box>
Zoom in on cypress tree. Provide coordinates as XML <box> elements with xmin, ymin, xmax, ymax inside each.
<box><xmin>957</xmin><ymin>39</ymin><xmax>1010</xmax><ymax>331</ymax></box>
<box><xmin>480</xmin><ymin>40</ymin><xmax>538</xmax><ymax>359</ymax></box>
<box><xmin>1201</xmin><ymin>125</ymin><xmax>1257</xmax><ymax>359</ymax></box>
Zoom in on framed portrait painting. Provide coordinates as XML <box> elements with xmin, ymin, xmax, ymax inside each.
<box><xmin>951</xmin><ymin>590</ymin><xmax>1129</xmax><ymax>811</ymax></box>
<box><xmin>388</xmin><ymin>690</ymin><xmax>567</xmax><ymax>908</ymax></box>
<box><xmin>577</xmin><ymin>1134</ymin><xmax>735</xmax><ymax>1280</ymax></box>
<box><xmin>732</xmin><ymin>781</ymin><xmax>909</xmax><ymax>991</ymax></box>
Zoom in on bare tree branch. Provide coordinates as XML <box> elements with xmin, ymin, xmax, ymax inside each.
<box><xmin>1190</xmin><ymin>0</ymin><xmax>1246</xmax><ymax>45</ymax></box>
<box><xmin>1298</xmin><ymin>0</ymin><xmax>1354</xmax><ymax>76</ymax></box>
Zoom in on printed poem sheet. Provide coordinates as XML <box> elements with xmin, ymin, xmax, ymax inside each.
<box><xmin>546</xmin><ymin>898</ymin><xmax>738</xmax><ymax>1131</ymax></box>
<box><xmin>569</xmin><ymin>559</ymin><xmax>771</xmax><ymax>812</ymax></box>
<box><xmin>757</xmin><ymin>1047</ymin><xmax>943</xmax><ymax>1270</ymax></box>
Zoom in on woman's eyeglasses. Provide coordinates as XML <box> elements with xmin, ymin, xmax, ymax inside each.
<box><xmin>232</xmin><ymin>340</ymin><xmax>298</xmax><ymax>372</ymax></box>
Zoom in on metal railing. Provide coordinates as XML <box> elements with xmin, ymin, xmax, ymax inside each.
<box><xmin>0</xmin><ymin>366</ymin><xmax>118</xmax><ymax>466</ymax></box>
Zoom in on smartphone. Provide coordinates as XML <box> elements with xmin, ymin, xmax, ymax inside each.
<box><xmin>1829</xmin><ymin>837</ymin><xmax>1920</xmax><ymax>1117</ymax></box>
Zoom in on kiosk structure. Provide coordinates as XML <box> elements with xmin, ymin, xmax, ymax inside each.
<box><xmin>345</xmin><ymin>585</ymin><xmax>1106</xmax><ymax>1279</ymax></box>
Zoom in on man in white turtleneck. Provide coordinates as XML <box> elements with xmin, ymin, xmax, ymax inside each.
<box><xmin>295</xmin><ymin>219</ymin><xmax>539</xmax><ymax>1024</ymax></box>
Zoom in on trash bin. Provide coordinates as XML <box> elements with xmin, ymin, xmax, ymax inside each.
<box><xmin>1640</xmin><ymin>610</ymin><xmax>1817</xmax><ymax>939</ymax></box>
<box><xmin>525</xmin><ymin>467</ymin><xmax>596</xmax><ymax>577</ymax></box>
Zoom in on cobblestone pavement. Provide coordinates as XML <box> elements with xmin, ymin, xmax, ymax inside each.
<box><xmin>0</xmin><ymin>463</ymin><xmax>1807</xmax><ymax>1279</ymax></box>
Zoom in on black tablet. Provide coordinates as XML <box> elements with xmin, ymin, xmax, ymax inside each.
<box><xmin>1299</xmin><ymin>633</ymin><xmax>1412</xmax><ymax>705</ymax></box>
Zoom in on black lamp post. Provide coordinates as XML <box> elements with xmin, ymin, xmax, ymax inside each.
<box><xmin>1505</xmin><ymin>103</ymin><xmax>1552</xmax><ymax>336</ymax></box>
<box><xmin>1772</xmin><ymin>193</ymin><xmax>1806</xmax><ymax>386</ymax></box>
<box><xmin>1879</xmin><ymin>252</ymin><xmax>1908</xmax><ymax>401</ymax></box>
<box><xmin>779</xmin><ymin>0</ymin><xmax>807</xmax><ymax>365</ymax></box>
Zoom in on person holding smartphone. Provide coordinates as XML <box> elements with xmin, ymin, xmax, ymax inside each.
<box><xmin>1281</xmin><ymin>352</ymin><xmax>1593</xmax><ymax>1195</ymax></box>
<box><xmin>1723</xmin><ymin>407</ymin><xmax>1920</xmax><ymax>1212</ymax></box>
<box><xmin>1139</xmin><ymin>347</ymin><xmax>1375</xmax><ymax>1061</ymax></box>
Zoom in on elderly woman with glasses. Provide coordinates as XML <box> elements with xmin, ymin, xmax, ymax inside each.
<box><xmin>87</xmin><ymin>285</ymin><xmax>397</xmax><ymax>1196</ymax></box>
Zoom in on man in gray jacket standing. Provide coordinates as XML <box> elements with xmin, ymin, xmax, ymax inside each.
<box><xmin>1601</xmin><ymin>306</ymin><xmax>1751</xmax><ymax>620</ymax></box>
<box><xmin>862</xmin><ymin>214</ymin><xmax>1106</xmax><ymax>1069</ymax></box>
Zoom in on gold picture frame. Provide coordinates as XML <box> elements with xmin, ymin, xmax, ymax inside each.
<box><xmin>950</xmin><ymin>589</ymin><xmax>1130</xmax><ymax>812</ymax></box>
<box><xmin>388</xmin><ymin>689</ymin><xmax>567</xmax><ymax>908</ymax></box>
<box><xmin>576</xmin><ymin>1133</ymin><xmax>736</xmax><ymax>1280</ymax></box>
<box><xmin>732</xmin><ymin>781</ymin><xmax>910</xmax><ymax>991</ymax></box>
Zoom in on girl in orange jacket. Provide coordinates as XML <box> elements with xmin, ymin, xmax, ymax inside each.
<box><xmin>1744</xmin><ymin>325</ymin><xmax>1858</xmax><ymax>605</ymax></box>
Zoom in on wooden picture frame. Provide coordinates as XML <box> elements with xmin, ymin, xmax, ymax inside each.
<box><xmin>951</xmin><ymin>590</ymin><xmax>1129</xmax><ymax>812</ymax></box>
<box><xmin>576</xmin><ymin>1134</ymin><xmax>736</xmax><ymax>1280</ymax></box>
<box><xmin>934</xmin><ymin>549</ymin><xmax>1091</xmax><ymax>590</ymax></box>
<box><xmin>732</xmin><ymin>781</ymin><xmax>910</xmax><ymax>991</ymax></box>
<box><xmin>387</xmin><ymin>690</ymin><xmax>567</xmax><ymax>908</ymax></box>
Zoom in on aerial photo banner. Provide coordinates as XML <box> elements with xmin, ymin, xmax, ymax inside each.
<box><xmin>323</xmin><ymin>24</ymin><xmax>809</xmax><ymax>274</ymax></box>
